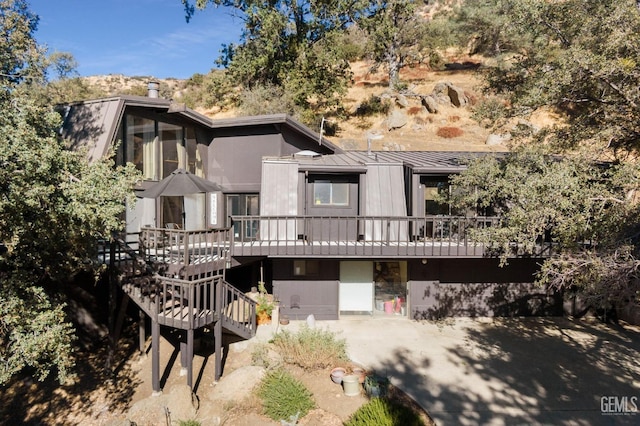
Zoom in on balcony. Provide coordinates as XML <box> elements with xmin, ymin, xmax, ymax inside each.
<box><xmin>229</xmin><ymin>215</ymin><xmax>538</xmax><ymax>258</ymax></box>
<box><xmin>140</xmin><ymin>227</ymin><xmax>232</xmax><ymax>278</ymax></box>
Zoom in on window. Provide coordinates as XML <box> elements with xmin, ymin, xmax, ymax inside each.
<box><xmin>313</xmin><ymin>180</ymin><xmax>349</xmax><ymax>206</ymax></box>
<box><xmin>160</xmin><ymin>122</ymin><xmax>183</xmax><ymax>178</ymax></box>
<box><xmin>227</xmin><ymin>194</ymin><xmax>260</xmax><ymax>240</ymax></box>
<box><xmin>421</xmin><ymin>176</ymin><xmax>451</xmax><ymax>215</ymax></box>
<box><xmin>126</xmin><ymin>115</ymin><xmax>157</xmax><ymax>180</ymax></box>
<box><xmin>122</xmin><ymin>114</ymin><xmax>203</xmax><ymax>180</ymax></box>
<box><xmin>293</xmin><ymin>260</ymin><xmax>320</xmax><ymax>276</ymax></box>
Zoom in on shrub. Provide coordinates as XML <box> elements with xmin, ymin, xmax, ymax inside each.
<box><xmin>471</xmin><ymin>96</ymin><xmax>508</xmax><ymax>127</ymax></box>
<box><xmin>355</xmin><ymin>94</ymin><xmax>391</xmax><ymax>116</ymax></box>
<box><xmin>436</xmin><ymin>127</ymin><xmax>464</xmax><ymax>138</ymax></box>
<box><xmin>344</xmin><ymin>397</ymin><xmax>425</xmax><ymax>426</ymax></box>
<box><xmin>177</xmin><ymin>420</ymin><xmax>201</xmax><ymax>426</ymax></box>
<box><xmin>270</xmin><ymin>325</ymin><xmax>349</xmax><ymax>370</ymax></box>
<box><xmin>407</xmin><ymin>106</ymin><xmax>423</xmax><ymax>115</ymax></box>
<box><xmin>257</xmin><ymin>369</ymin><xmax>315</xmax><ymax>421</ymax></box>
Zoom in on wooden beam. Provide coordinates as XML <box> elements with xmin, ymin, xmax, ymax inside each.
<box><xmin>151</xmin><ymin>319</ymin><xmax>161</xmax><ymax>395</ymax></box>
<box><xmin>187</xmin><ymin>329</ymin><xmax>194</xmax><ymax>389</ymax></box>
<box><xmin>139</xmin><ymin>309</ymin><xmax>146</xmax><ymax>354</ymax></box>
<box><xmin>113</xmin><ymin>293</ymin><xmax>130</xmax><ymax>347</ymax></box>
<box><xmin>215</xmin><ymin>320</ymin><xmax>222</xmax><ymax>381</ymax></box>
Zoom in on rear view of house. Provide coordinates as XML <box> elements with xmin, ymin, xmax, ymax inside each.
<box><xmin>60</xmin><ymin>85</ymin><xmax>559</xmax><ymax>394</ymax></box>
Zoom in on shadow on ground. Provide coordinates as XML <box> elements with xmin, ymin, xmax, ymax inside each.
<box><xmin>0</xmin><ymin>323</ymin><xmax>141</xmax><ymax>425</ymax></box>
<box><xmin>372</xmin><ymin>317</ymin><xmax>640</xmax><ymax>425</ymax></box>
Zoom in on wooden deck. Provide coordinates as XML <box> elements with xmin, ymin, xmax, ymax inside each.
<box><xmin>229</xmin><ymin>215</ymin><xmax>553</xmax><ymax>258</ymax></box>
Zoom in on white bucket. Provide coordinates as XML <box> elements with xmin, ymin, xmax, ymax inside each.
<box><xmin>342</xmin><ymin>374</ymin><xmax>360</xmax><ymax>396</ymax></box>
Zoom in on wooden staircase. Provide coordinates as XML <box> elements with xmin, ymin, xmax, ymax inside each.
<box><xmin>101</xmin><ymin>228</ymin><xmax>257</xmax><ymax>393</ymax></box>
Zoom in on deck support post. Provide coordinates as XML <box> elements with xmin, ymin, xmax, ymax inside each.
<box><xmin>113</xmin><ymin>293</ymin><xmax>129</xmax><ymax>349</ymax></box>
<box><xmin>214</xmin><ymin>320</ymin><xmax>222</xmax><ymax>381</ymax></box>
<box><xmin>187</xmin><ymin>328</ymin><xmax>194</xmax><ymax>389</ymax></box>
<box><xmin>214</xmin><ymin>276</ymin><xmax>223</xmax><ymax>381</ymax></box>
<box><xmin>139</xmin><ymin>309</ymin><xmax>146</xmax><ymax>354</ymax></box>
<box><xmin>151</xmin><ymin>319</ymin><xmax>161</xmax><ymax>395</ymax></box>
<box><xmin>179</xmin><ymin>330</ymin><xmax>195</xmax><ymax>389</ymax></box>
<box><xmin>180</xmin><ymin>333</ymin><xmax>187</xmax><ymax>374</ymax></box>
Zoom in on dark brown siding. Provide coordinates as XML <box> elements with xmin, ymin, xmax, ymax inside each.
<box><xmin>272</xmin><ymin>259</ymin><xmax>340</xmax><ymax>320</ymax></box>
<box><xmin>408</xmin><ymin>258</ymin><xmax>562</xmax><ymax>319</ymax></box>
<box><xmin>209</xmin><ymin>133</ymin><xmax>282</xmax><ymax>192</ymax></box>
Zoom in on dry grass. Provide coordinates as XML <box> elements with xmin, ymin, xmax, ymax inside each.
<box><xmin>85</xmin><ymin>59</ymin><xmax>519</xmax><ymax>153</ymax></box>
<box><xmin>436</xmin><ymin>126</ymin><xmax>464</xmax><ymax>138</ymax></box>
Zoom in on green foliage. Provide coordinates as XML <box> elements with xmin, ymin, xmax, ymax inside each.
<box><xmin>355</xmin><ymin>95</ymin><xmax>392</xmax><ymax>116</ymax></box>
<box><xmin>270</xmin><ymin>325</ymin><xmax>349</xmax><ymax>370</ymax></box>
<box><xmin>180</xmin><ymin>70</ymin><xmax>236</xmax><ymax>110</ymax></box>
<box><xmin>255</xmin><ymin>281</ymin><xmax>275</xmax><ymax>317</ymax></box>
<box><xmin>0</xmin><ymin>0</ymin><xmax>141</xmax><ymax>385</ymax></box>
<box><xmin>238</xmin><ymin>84</ymin><xmax>299</xmax><ymax>118</ymax></box>
<box><xmin>470</xmin><ymin>96</ymin><xmax>508</xmax><ymax>129</ymax></box>
<box><xmin>455</xmin><ymin>0</ymin><xmax>640</xmax><ymax>153</ymax></box>
<box><xmin>450</xmin><ymin>144</ymin><xmax>640</xmax><ymax>310</ymax></box>
<box><xmin>344</xmin><ymin>397</ymin><xmax>425</xmax><ymax>426</ymax></box>
<box><xmin>183</xmin><ymin>0</ymin><xmax>367</xmax><ymax>117</ymax></box>
<box><xmin>177</xmin><ymin>420</ymin><xmax>201</xmax><ymax>426</ymax></box>
<box><xmin>257</xmin><ymin>369</ymin><xmax>315</xmax><ymax>421</ymax></box>
<box><xmin>360</xmin><ymin>0</ymin><xmax>430</xmax><ymax>88</ymax></box>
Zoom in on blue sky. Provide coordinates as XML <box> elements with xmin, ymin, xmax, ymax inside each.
<box><xmin>29</xmin><ymin>0</ymin><xmax>243</xmax><ymax>79</ymax></box>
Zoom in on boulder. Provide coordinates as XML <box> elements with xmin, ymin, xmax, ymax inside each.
<box><xmin>386</xmin><ymin>109</ymin><xmax>408</xmax><ymax>130</ymax></box>
<box><xmin>447</xmin><ymin>84</ymin><xmax>468</xmax><ymax>107</ymax></box>
<box><xmin>486</xmin><ymin>133</ymin><xmax>511</xmax><ymax>146</ymax></box>
<box><xmin>395</xmin><ymin>94</ymin><xmax>409</xmax><ymax>108</ymax></box>
<box><xmin>421</xmin><ymin>95</ymin><xmax>439</xmax><ymax>114</ymax></box>
<box><xmin>432</xmin><ymin>82</ymin><xmax>450</xmax><ymax>97</ymax></box>
<box><xmin>207</xmin><ymin>365</ymin><xmax>266</xmax><ymax>403</ymax></box>
<box><xmin>127</xmin><ymin>385</ymin><xmax>198</xmax><ymax>426</ymax></box>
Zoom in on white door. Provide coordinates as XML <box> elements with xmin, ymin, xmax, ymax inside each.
<box><xmin>339</xmin><ymin>261</ymin><xmax>374</xmax><ymax>313</ymax></box>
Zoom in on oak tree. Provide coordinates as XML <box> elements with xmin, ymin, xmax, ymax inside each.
<box><xmin>0</xmin><ymin>0</ymin><xmax>140</xmax><ymax>384</ymax></box>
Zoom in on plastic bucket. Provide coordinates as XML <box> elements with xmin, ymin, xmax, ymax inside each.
<box><xmin>342</xmin><ymin>374</ymin><xmax>360</xmax><ymax>396</ymax></box>
<box><xmin>384</xmin><ymin>301</ymin><xmax>393</xmax><ymax>314</ymax></box>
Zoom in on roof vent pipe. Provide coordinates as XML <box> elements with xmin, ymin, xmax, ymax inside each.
<box><xmin>147</xmin><ymin>81</ymin><xmax>160</xmax><ymax>98</ymax></box>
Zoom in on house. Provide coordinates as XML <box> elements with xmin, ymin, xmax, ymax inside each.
<box><xmin>60</xmin><ymin>83</ymin><xmax>559</xmax><ymax>394</ymax></box>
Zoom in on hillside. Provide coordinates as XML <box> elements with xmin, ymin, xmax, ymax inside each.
<box><xmin>83</xmin><ymin>59</ymin><xmax>521</xmax><ymax>153</ymax></box>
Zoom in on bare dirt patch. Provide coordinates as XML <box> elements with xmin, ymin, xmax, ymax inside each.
<box><xmin>0</xmin><ymin>324</ymin><xmax>434</xmax><ymax>426</ymax></box>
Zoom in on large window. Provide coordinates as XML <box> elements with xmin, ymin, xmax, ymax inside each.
<box><xmin>126</xmin><ymin>116</ymin><xmax>157</xmax><ymax>180</ymax></box>
<box><xmin>160</xmin><ymin>122</ymin><xmax>183</xmax><ymax>179</ymax></box>
<box><xmin>123</xmin><ymin>114</ymin><xmax>202</xmax><ymax>180</ymax></box>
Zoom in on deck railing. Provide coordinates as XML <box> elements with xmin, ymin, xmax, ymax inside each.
<box><xmin>229</xmin><ymin>215</ymin><xmax>551</xmax><ymax>258</ymax></box>
<box><xmin>140</xmin><ymin>227</ymin><xmax>232</xmax><ymax>277</ymax></box>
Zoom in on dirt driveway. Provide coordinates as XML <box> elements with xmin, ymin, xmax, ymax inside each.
<box><xmin>268</xmin><ymin>316</ymin><xmax>640</xmax><ymax>425</ymax></box>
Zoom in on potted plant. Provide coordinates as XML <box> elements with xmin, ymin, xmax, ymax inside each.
<box><xmin>256</xmin><ymin>281</ymin><xmax>275</xmax><ymax>325</ymax></box>
<box><xmin>364</xmin><ymin>374</ymin><xmax>389</xmax><ymax>398</ymax></box>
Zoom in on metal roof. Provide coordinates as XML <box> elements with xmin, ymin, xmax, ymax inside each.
<box><xmin>60</xmin><ymin>97</ymin><xmax>342</xmax><ymax>161</ymax></box>
<box><xmin>270</xmin><ymin>150</ymin><xmax>501</xmax><ymax>174</ymax></box>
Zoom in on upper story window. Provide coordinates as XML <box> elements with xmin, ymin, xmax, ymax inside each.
<box><xmin>127</xmin><ymin>115</ymin><xmax>156</xmax><ymax>180</ymax></box>
<box><xmin>421</xmin><ymin>176</ymin><xmax>451</xmax><ymax>215</ymax></box>
<box><xmin>122</xmin><ymin>114</ymin><xmax>201</xmax><ymax>180</ymax></box>
<box><xmin>313</xmin><ymin>180</ymin><xmax>349</xmax><ymax>206</ymax></box>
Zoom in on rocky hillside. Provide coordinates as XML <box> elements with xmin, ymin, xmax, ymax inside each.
<box><xmin>82</xmin><ymin>59</ymin><xmax>523</xmax><ymax>153</ymax></box>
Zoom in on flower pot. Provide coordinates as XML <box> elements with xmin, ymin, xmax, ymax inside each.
<box><xmin>352</xmin><ymin>367</ymin><xmax>366</xmax><ymax>384</ymax></box>
<box><xmin>342</xmin><ymin>374</ymin><xmax>360</xmax><ymax>396</ymax></box>
<box><xmin>256</xmin><ymin>311</ymin><xmax>271</xmax><ymax>325</ymax></box>
<box><xmin>330</xmin><ymin>367</ymin><xmax>346</xmax><ymax>384</ymax></box>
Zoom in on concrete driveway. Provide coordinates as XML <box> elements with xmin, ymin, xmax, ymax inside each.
<box><xmin>258</xmin><ymin>316</ymin><xmax>640</xmax><ymax>425</ymax></box>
